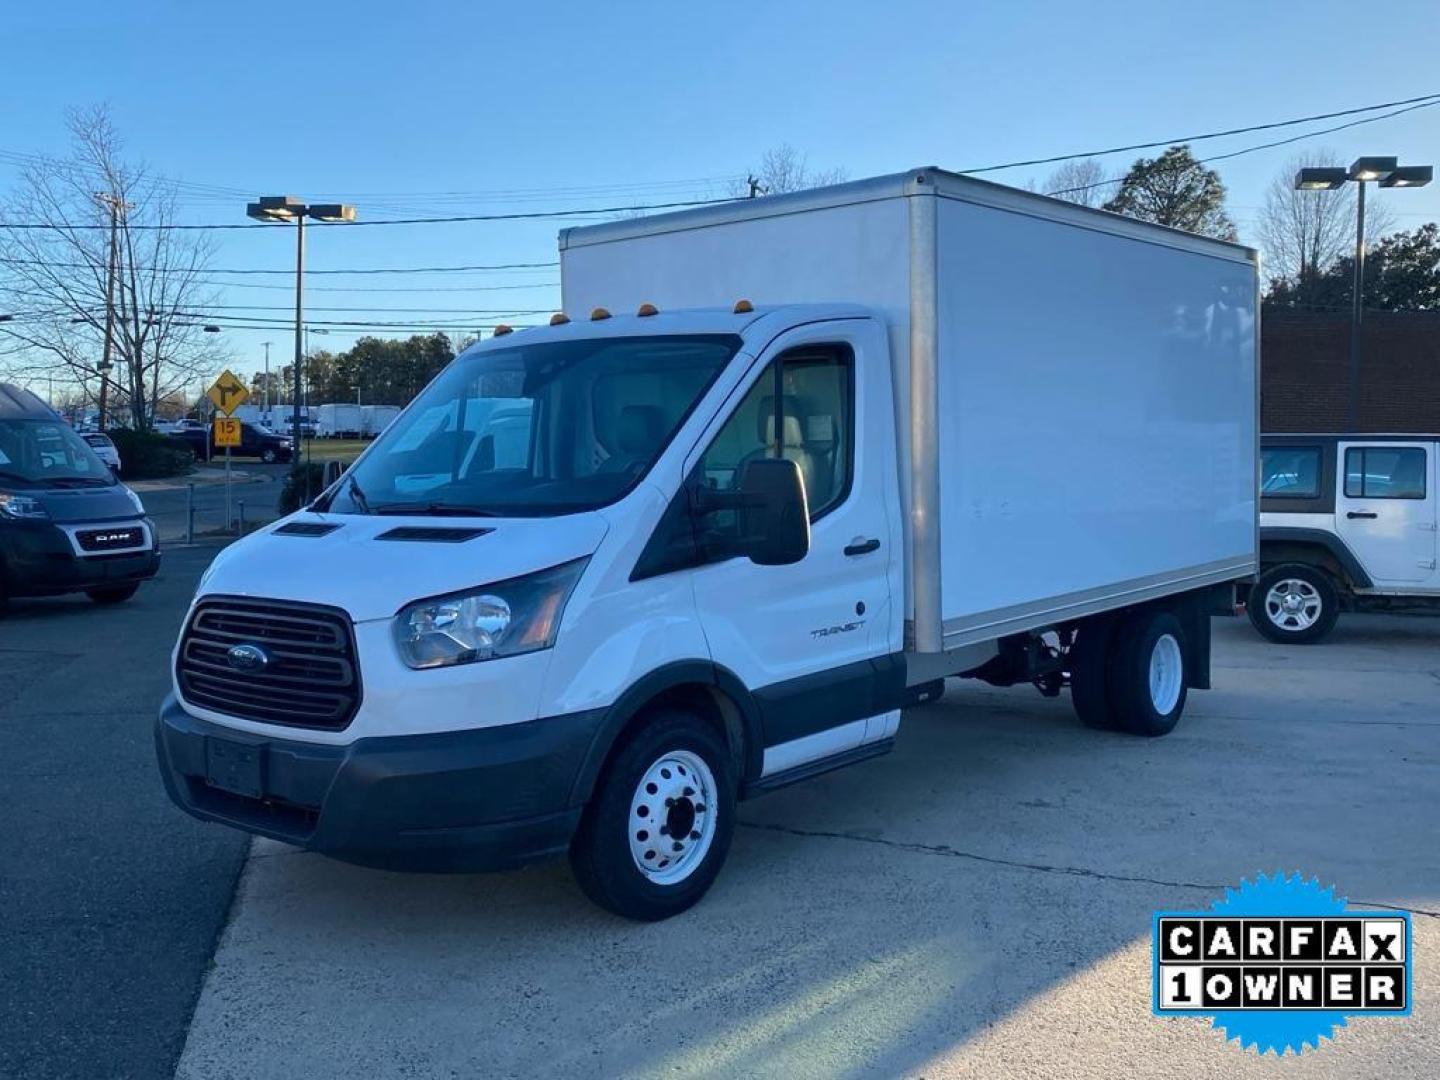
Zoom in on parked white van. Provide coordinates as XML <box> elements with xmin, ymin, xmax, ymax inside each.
<box><xmin>156</xmin><ymin>169</ymin><xmax>1259</xmax><ymax>919</ymax></box>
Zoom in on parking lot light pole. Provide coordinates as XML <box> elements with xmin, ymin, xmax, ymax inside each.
<box><xmin>244</xmin><ymin>197</ymin><xmax>356</xmax><ymax>459</ymax></box>
<box><xmin>1295</xmin><ymin>158</ymin><xmax>1432</xmax><ymax>430</ymax></box>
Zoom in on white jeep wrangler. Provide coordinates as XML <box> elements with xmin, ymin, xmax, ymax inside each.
<box><xmin>1255</xmin><ymin>435</ymin><xmax>1439</xmax><ymax>643</ymax></box>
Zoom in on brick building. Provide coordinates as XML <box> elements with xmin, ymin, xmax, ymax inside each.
<box><xmin>1262</xmin><ymin>308</ymin><xmax>1440</xmax><ymax>433</ymax></box>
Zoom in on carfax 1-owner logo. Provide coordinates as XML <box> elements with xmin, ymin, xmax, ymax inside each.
<box><xmin>1153</xmin><ymin>873</ymin><xmax>1412</xmax><ymax>1054</ymax></box>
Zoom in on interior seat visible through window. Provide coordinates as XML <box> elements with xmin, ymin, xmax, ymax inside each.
<box><xmin>600</xmin><ymin>404</ymin><xmax>667</xmax><ymax>474</ymax></box>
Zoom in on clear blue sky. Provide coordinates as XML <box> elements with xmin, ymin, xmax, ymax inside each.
<box><xmin>5</xmin><ymin>0</ymin><xmax>1440</xmax><ymax>389</ymax></box>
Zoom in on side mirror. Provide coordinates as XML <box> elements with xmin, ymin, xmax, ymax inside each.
<box><xmin>322</xmin><ymin>459</ymin><xmax>344</xmax><ymax>488</ymax></box>
<box><xmin>737</xmin><ymin>457</ymin><xmax>810</xmax><ymax>566</ymax></box>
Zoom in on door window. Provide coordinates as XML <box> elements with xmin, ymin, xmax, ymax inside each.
<box><xmin>1344</xmin><ymin>447</ymin><xmax>1426</xmax><ymax>500</ymax></box>
<box><xmin>696</xmin><ymin>344</ymin><xmax>854</xmax><ymax>525</ymax></box>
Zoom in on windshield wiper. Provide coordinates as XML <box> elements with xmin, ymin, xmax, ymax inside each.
<box><xmin>371</xmin><ymin>502</ymin><xmax>499</xmax><ymax>517</ymax></box>
<box><xmin>0</xmin><ymin>469</ymin><xmax>33</xmax><ymax>485</ymax></box>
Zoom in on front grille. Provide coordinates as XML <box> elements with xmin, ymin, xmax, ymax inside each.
<box><xmin>177</xmin><ymin>596</ymin><xmax>361</xmax><ymax>730</ymax></box>
<box><xmin>77</xmin><ymin>525</ymin><xmax>144</xmax><ymax>551</ymax></box>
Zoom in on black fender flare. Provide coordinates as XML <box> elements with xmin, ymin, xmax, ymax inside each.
<box><xmin>1259</xmin><ymin>526</ymin><xmax>1373</xmax><ymax>589</ymax></box>
<box><xmin>567</xmin><ymin>660</ymin><xmax>764</xmax><ymax>807</ymax></box>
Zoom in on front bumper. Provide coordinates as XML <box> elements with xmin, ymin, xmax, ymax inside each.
<box><xmin>155</xmin><ymin>693</ymin><xmax>604</xmax><ymax>872</ymax></box>
<box><xmin>1</xmin><ymin>518</ymin><xmax>160</xmax><ymax>597</ymax></box>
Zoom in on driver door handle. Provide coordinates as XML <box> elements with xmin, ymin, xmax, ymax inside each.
<box><xmin>844</xmin><ymin>537</ymin><xmax>881</xmax><ymax>556</ymax></box>
<box><xmin>1346</xmin><ymin>511</ymin><xmax>1378</xmax><ymax>519</ymax></box>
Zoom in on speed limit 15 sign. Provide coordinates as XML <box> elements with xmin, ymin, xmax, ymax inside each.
<box><xmin>213</xmin><ymin>417</ymin><xmax>242</xmax><ymax>448</ymax></box>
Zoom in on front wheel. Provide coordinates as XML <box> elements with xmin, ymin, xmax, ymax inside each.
<box><xmin>261</xmin><ymin>448</ymin><xmax>278</xmax><ymax>464</ymax></box>
<box><xmin>570</xmin><ymin>710</ymin><xmax>736</xmax><ymax>921</ymax></box>
<box><xmin>1248</xmin><ymin>564</ymin><xmax>1339</xmax><ymax>644</ymax></box>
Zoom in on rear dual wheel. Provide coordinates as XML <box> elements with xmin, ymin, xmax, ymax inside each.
<box><xmin>1070</xmin><ymin>608</ymin><xmax>1187</xmax><ymax>737</ymax></box>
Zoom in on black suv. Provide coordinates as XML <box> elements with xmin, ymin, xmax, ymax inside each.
<box><xmin>180</xmin><ymin>421</ymin><xmax>293</xmax><ymax>463</ymax></box>
<box><xmin>0</xmin><ymin>383</ymin><xmax>160</xmax><ymax>608</ymax></box>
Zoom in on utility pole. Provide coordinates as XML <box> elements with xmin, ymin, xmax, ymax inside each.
<box><xmin>94</xmin><ymin>192</ymin><xmax>127</xmax><ymax>429</ymax></box>
<box><xmin>294</xmin><ymin>212</ymin><xmax>305</xmax><ymax>456</ymax></box>
<box><xmin>1348</xmin><ymin>180</ymin><xmax>1367</xmax><ymax>431</ymax></box>
<box><xmin>262</xmin><ymin>341</ymin><xmax>272</xmax><ymax>417</ymax></box>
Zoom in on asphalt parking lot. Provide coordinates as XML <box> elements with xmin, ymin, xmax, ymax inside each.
<box><xmin>4</xmin><ymin>547</ymin><xmax>1438</xmax><ymax>1078</ymax></box>
<box><xmin>0</xmin><ymin>544</ymin><xmax>248</xmax><ymax>1080</ymax></box>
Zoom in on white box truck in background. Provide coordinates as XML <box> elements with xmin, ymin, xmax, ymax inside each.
<box><xmin>158</xmin><ymin>168</ymin><xmax>1258</xmax><ymax>920</ymax></box>
<box><xmin>360</xmin><ymin>404</ymin><xmax>401</xmax><ymax>438</ymax></box>
<box><xmin>315</xmin><ymin>403</ymin><xmax>364</xmax><ymax>438</ymax></box>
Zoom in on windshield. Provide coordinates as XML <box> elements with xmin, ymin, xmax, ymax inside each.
<box><xmin>325</xmin><ymin>334</ymin><xmax>740</xmax><ymax>517</ymax></box>
<box><xmin>0</xmin><ymin>419</ymin><xmax>116</xmax><ymax>487</ymax></box>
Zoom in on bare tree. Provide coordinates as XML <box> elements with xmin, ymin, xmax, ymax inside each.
<box><xmin>1257</xmin><ymin>150</ymin><xmax>1393</xmax><ymax>286</ymax></box>
<box><xmin>731</xmin><ymin>144</ymin><xmax>848</xmax><ymax>198</ymax></box>
<box><xmin>1040</xmin><ymin>158</ymin><xmax>1108</xmax><ymax>207</ymax></box>
<box><xmin>0</xmin><ymin>107</ymin><xmax>226</xmax><ymax>429</ymax></box>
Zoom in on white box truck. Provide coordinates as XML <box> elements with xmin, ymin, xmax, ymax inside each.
<box><xmin>315</xmin><ymin>403</ymin><xmax>363</xmax><ymax>439</ymax></box>
<box><xmin>360</xmin><ymin>404</ymin><xmax>402</xmax><ymax>438</ymax></box>
<box><xmin>156</xmin><ymin>168</ymin><xmax>1258</xmax><ymax>920</ymax></box>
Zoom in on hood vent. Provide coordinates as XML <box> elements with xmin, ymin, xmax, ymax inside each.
<box><xmin>274</xmin><ymin>521</ymin><xmax>343</xmax><ymax>537</ymax></box>
<box><xmin>377</xmin><ymin>526</ymin><xmax>493</xmax><ymax>543</ymax></box>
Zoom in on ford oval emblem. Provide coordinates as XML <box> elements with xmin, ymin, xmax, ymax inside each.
<box><xmin>227</xmin><ymin>643</ymin><xmax>271</xmax><ymax>672</ymax></box>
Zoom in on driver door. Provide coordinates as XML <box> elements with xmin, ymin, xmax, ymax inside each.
<box><xmin>685</xmin><ymin>319</ymin><xmax>900</xmax><ymax>776</ymax></box>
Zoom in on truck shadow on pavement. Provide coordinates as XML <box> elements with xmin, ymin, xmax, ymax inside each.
<box><xmin>177</xmin><ymin>634</ymin><xmax>1440</xmax><ymax>1079</ymax></box>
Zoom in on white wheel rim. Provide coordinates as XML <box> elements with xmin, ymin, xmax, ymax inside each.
<box><xmin>1264</xmin><ymin>578</ymin><xmax>1322</xmax><ymax>632</ymax></box>
<box><xmin>628</xmin><ymin>749</ymin><xmax>717</xmax><ymax>886</ymax></box>
<box><xmin>1148</xmin><ymin>633</ymin><xmax>1183</xmax><ymax>715</ymax></box>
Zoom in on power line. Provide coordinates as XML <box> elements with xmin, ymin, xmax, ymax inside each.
<box><xmin>963</xmin><ymin>90</ymin><xmax>1440</xmax><ymax>174</ymax></box>
<box><xmin>214</xmin><ymin>281</ymin><xmax>562</xmax><ymax>294</ymax></box>
<box><xmin>0</xmin><ymin>196</ymin><xmax>740</xmax><ymax>232</ymax></box>
<box><xmin>1045</xmin><ymin>97</ymin><xmax>1440</xmax><ymax>198</ymax></box>
<box><xmin>0</xmin><ymin>146</ymin><xmax>742</xmax><ymax>206</ymax></box>
<box><xmin>1</xmin><ymin>256</ymin><xmax>558</xmax><ymax>275</ymax></box>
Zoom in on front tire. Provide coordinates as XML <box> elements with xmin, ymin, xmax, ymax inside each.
<box><xmin>261</xmin><ymin>448</ymin><xmax>278</xmax><ymax>464</ymax></box>
<box><xmin>86</xmin><ymin>584</ymin><xmax>139</xmax><ymax>605</ymax></box>
<box><xmin>1109</xmin><ymin>609</ymin><xmax>1188</xmax><ymax>737</ymax></box>
<box><xmin>570</xmin><ymin>710</ymin><xmax>736</xmax><ymax>921</ymax></box>
<box><xmin>1248</xmin><ymin>564</ymin><xmax>1339</xmax><ymax>644</ymax></box>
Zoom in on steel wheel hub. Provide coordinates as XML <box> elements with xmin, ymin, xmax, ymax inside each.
<box><xmin>628</xmin><ymin>749</ymin><xmax>717</xmax><ymax>886</ymax></box>
<box><xmin>1264</xmin><ymin>578</ymin><xmax>1321</xmax><ymax>631</ymax></box>
<box><xmin>1148</xmin><ymin>632</ymin><xmax>1183</xmax><ymax>715</ymax></box>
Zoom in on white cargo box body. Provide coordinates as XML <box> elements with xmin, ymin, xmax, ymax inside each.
<box><xmin>561</xmin><ymin>168</ymin><xmax>1258</xmax><ymax>652</ymax></box>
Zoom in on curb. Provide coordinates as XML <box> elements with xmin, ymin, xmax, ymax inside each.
<box><xmin>129</xmin><ymin>470</ymin><xmax>271</xmax><ymax>493</ymax></box>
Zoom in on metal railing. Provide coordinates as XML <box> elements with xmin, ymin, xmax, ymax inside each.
<box><xmin>140</xmin><ymin>480</ymin><xmax>281</xmax><ymax>544</ymax></box>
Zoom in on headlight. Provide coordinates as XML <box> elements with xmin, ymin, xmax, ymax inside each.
<box><xmin>123</xmin><ymin>486</ymin><xmax>145</xmax><ymax>513</ymax></box>
<box><xmin>393</xmin><ymin>558</ymin><xmax>588</xmax><ymax>670</ymax></box>
<box><xmin>0</xmin><ymin>491</ymin><xmax>48</xmax><ymax>520</ymax></box>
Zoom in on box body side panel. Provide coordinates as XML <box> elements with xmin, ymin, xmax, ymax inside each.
<box><xmin>934</xmin><ymin>197</ymin><xmax>1258</xmax><ymax>642</ymax></box>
